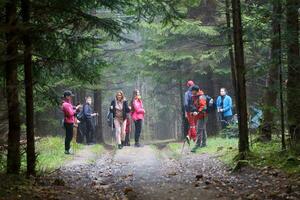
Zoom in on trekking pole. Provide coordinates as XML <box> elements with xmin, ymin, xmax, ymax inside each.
<box><xmin>181</xmin><ymin>139</ymin><xmax>186</xmax><ymax>154</ymax></box>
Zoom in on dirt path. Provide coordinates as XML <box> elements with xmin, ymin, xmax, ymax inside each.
<box><xmin>1</xmin><ymin>144</ymin><xmax>299</xmax><ymax>200</ymax></box>
<box><xmin>110</xmin><ymin>146</ymin><xmax>219</xmax><ymax>199</ymax></box>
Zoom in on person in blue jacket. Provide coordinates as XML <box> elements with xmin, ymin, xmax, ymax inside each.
<box><xmin>216</xmin><ymin>88</ymin><xmax>233</xmax><ymax>128</ymax></box>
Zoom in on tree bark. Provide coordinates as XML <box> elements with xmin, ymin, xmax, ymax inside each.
<box><xmin>6</xmin><ymin>0</ymin><xmax>21</xmax><ymax>174</ymax></box>
<box><xmin>225</xmin><ymin>0</ymin><xmax>237</xmax><ymax>96</ymax></box>
<box><xmin>21</xmin><ymin>0</ymin><xmax>36</xmax><ymax>176</ymax></box>
<box><xmin>231</xmin><ymin>0</ymin><xmax>249</xmax><ymax>154</ymax></box>
<box><xmin>261</xmin><ymin>0</ymin><xmax>282</xmax><ymax>142</ymax></box>
<box><xmin>286</xmin><ymin>0</ymin><xmax>300</xmax><ymax>146</ymax></box>
<box><xmin>94</xmin><ymin>89</ymin><xmax>104</xmax><ymax>143</ymax></box>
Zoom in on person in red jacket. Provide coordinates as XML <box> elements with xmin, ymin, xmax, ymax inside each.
<box><xmin>61</xmin><ymin>90</ymin><xmax>80</xmax><ymax>154</ymax></box>
<box><xmin>186</xmin><ymin>85</ymin><xmax>208</xmax><ymax>150</ymax></box>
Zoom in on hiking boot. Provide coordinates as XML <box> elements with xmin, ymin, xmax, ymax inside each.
<box><xmin>185</xmin><ymin>136</ymin><xmax>191</xmax><ymax>146</ymax></box>
<box><xmin>191</xmin><ymin>145</ymin><xmax>200</xmax><ymax>153</ymax></box>
<box><xmin>118</xmin><ymin>144</ymin><xmax>123</xmax><ymax>149</ymax></box>
<box><xmin>135</xmin><ymin>143</ymin><xmax>141</xmax><ymax>147</ymax></box>
<box><xmin>64</xmin><ymin>150</ymin><xmax>70</xmax><ymax>155</ymax></box>
<box><xmin>121</xmin><ymin>141</ymin><xmax>125</xmax><ymax>146</ymax></box>
<box><xmin>201</xmin><ymin>144</ymin><xmax>207</xmax><ymax>148</ymax></box>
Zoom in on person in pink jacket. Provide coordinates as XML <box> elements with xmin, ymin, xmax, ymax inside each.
<box><xmin>131</xmin><ymin>89</ymin><xmax>145</xmax><ymax>147</ymax></box>
<box><xmin>61</xmin><ymin>90</ymin><xmax>80</xmax><ymax>154</ymax></box>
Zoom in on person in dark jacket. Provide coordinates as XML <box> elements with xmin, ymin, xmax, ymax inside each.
<box><xmin>110</xmin><ymin>91</ymin><xmax>131</xmax><ymax>149</ymax></box>
<box><xmin>83</xmin><ymin>96</ymin><xmax>98</xmax><ymax>144</ymax></box>
<box><xmin>184</xmin><ymin>80</ymin><xmax>195</xmax><ymax>144</ymax></box>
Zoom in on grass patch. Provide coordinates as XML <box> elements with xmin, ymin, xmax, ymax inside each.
<box><xmin>0</xmin><ymin>136</ymin><xmax>84</xmax><ymax>173</ymax></box>
<box><xmin>248</xmin><ymin>140</ymin><xmax>300</xmax><ymax>174</ymax></box>
<box><xmin>90</xmin><ymin>144</ymin><xmax>104</xmax><ymax>156</ymax></box>
<box><xmin>167</xmin><ymin>138</ymin><xmax>238</xmax><ymax>164</ymax></box>
<box><xmin>167</xmin><ymin>137</ymin><xmax>300</xmax><ymax>175</ymax></box>
<box><xmin>36</xmin><ymin>136</ymin><xmax>83</xmax><ymax>172</ymax></box>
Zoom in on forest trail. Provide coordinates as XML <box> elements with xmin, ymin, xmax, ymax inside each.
<box><xmin>2</xmin><ymin>144</ymin><xmax>299</xmax><ymax>200</ymax></box>
<box><xmin>110</xmin><ymin>146</ymin><xmax>219</xmax><ymax>199</ymax></box>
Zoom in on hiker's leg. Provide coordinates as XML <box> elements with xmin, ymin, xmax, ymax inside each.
<box><xmin>82</xmin><ymin>121</ymin><xmax>89</xmax><ymax>143</ymax></box>
<box><xmin>86</xmin><ymin>120</ymin><xmax>91</xmax><ymax>143</ymax></box>
<box><xmin>201</xmin><ymin>116</ymin><xmax>208</xmax><ymax>146</ymax></box>
<box><xmin>77</xmin><ymin>123</ymin><xmax>83</xmax><ymax>143</ymax></box>
<box><xmin>135</xmin><ymin>119</ymin><xmax>142</xmax><ymax>143</ymax></box>
<box><xmin>114</xmin><ymin>119</ymin><xmax>121</xmax><ymax>145</ymax></box>
<box><xmin>121</xmin><ymin>119</ymin><xmax>127</xmax><ymax>143</ymax></box>
<box><xmin>187</xmin><ymin>113</ymin><xmax>197</xmax><ymax>141</ymax></box>
<box><xmin>197</xmin><ymin>118</ymin><xmax>204</xmax><ymax>146</ymax></box>
<box><xmin>125</xmin><ymin>133</ymin><xmax>130</xmax><ymax>145</ymax></box>
<box><xmin>225</xmin><ymin>116</ymin><xmax>232</xmax><ymax>126</ymax></box>
<box><xmin>65</xmin><ymin>123</ymin><xmax>73</xmax><ymax>151</ymax></box>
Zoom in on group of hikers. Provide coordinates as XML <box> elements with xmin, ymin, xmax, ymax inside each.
<box><xmin>61</xmin><ymin>89</ymin><xmax>145</xmax><ymax>154</ymax></box>
<box><xmin>60</xmin><ymin>80</ymin><xmax>232</xmax><ymax>154</ymax></box>
<box><xmin>184</xmin><ymin>80</ymin><xmax>233</xmax><ymax>152</ymax></box>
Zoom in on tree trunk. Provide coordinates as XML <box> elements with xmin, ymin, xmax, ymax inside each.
<box><xmin>231</xmin><ymin>0</ymin><xmax>249</xmax><ymax>154</ymax></box>
<box><xmin>94</xmin><ymin>89</ymin><xmax>104</xmax><ymax>143</ymax></box>
<box><xmin>206</xmin><ymin>70</ymin><xmax>219</xmax><ymax>135</ymax></box>
<box><xmin>261</xmin><ymin>0</ymin><xmax>282</xmax><ymax>142</ymax></box>
<box><xmin>21</xmin><ymin>0</ymin><xmax>36</xmax><ymax>176</ymax></box>
<box><xmin>225</xmin><ymin>0</ymin><xmax>237</xmax><ymax>96</ymax></box>
<box><xmin>6</xmin><ymin>0</ymin><xmax>21</xmax><ymax>174</ymax></box>
<box><xmin>286</xmin><ymin>0</ymin><xmax>300</xmax><ymax>146</ymax></box>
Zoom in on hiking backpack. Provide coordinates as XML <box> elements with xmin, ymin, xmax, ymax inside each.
<box><xmin>205</xmin><ymin>95</ymin><xmax>215</xmax><ymax>113</ymax></box>
<box><xmin>76</xmin><ymin>104</ymin><xmax>86</xmax><ymax>121</ymax></box>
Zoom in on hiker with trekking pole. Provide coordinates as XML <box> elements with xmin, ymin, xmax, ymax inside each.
<box><xmin>110</xmin><ymin>91</ymin><xmax>131</xmax><ymax>149</ymax></box>
<box><xmin>183</xmin><ymin>81</ymin><xmax>214</xmax><ymax>153</ymax></box>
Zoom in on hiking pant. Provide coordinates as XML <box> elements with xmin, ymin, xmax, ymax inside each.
<box><xmin>76</xmin><ymin>122</ymin><xmax>85</xmax><ymax>143</ymax></box>
<box><xmin>85</xmin><ymin>119</ymin><xmax>94</xmax><ymax>144</ymax></box>
<box><xmin>125</xmin><ymin>133</ymin><xmax>130</xmax><ymax>145</ymax></box>
<box><xmin>134</xmin><ymin>119</ymin><xmax>142</xmax><ymax>143</ymax></box>
<box><xmin>221</xmin><ymin>115</ymin><xmax>232</xmax><ymax>129</ymax></box>
<box><xmin>64</xmin><ymin>123</ymin><xmax>73</xmax><ymax>151</ymax></box>
<box><xmin>197</xmin><ymin>116</ymin><xmax>208</xmax><ymax>146</ymax></box>
<box><xmin>187</xmin><ymin>113</ymin><xmax>207</xmax><ymax>141</ymax></box>
<box><xmin>114</xmin><ymin>119</ymin><xmax>127</xmax><ymax>145</ymax></box>
<box><xmin>187</xmin><ymin>113</ymin><xmax>199</xmax><ymax>141</ymax></box>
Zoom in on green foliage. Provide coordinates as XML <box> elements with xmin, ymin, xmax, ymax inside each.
<box><xmin>249</xmin><ymin>140</ymin><xmax>300</xmax><ymax>174</ymax></box>
<box><xmin>90</xmin><ymin>144</ymin><xmax>105</xmax><ymax>156</ymax></box>
<box><xmin>219</xmin><ymin>123</ymin><xmax>239</xmax><ymax>138</ymax></box>
<box><xmin>36</xmin><ymin>137</ymin><xmax>83</xmax><ymax>172</ymax></box>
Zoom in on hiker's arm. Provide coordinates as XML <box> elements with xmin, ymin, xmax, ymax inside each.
<box><xmin>110</xmin><ymin>101</ymin><xmax>114</xmax><ymax>113</ymax></box>
<box><xmin>125</xmin><ymin>101</ymin><xmax>131</xmax><ymax>113</ymax></box>
<box><xmin>222</xmin><ymin>97</ymin><xmax>232</xmax><ymax>112</ymax></box>
<box><xmin>184</xmin><ymin>92</ymin><xmax>190</xmax><ymax>111</ymax></box>
<box><xmin>216</xmin><ymin>97</ymin><xmax>221</xmax><ymax>109</ymax></box>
